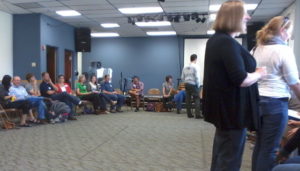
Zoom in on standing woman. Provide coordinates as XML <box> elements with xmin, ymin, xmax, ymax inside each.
<box><xmin>252</xmin><ymin>16</ymin><xmax>300</xmax><ymax>171</ymax></box>
<box><xmin>202</xmin><ymin>1</ymin><xmax>266</xmax><ymax>170</ymax></box>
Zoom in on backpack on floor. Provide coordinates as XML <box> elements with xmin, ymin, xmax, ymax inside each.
<box><xmin>48</xmin><ymin>101</ymin><xmax>70</xmax><ymax>123</ymax></box>
<box><xmin>146</xmin><ymin>102</ymin><xmax>155</xmax><ymax>112</ymax></box>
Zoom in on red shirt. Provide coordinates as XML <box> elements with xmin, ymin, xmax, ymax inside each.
<box><xmin>55</xmin><ymin>83</ymin><xmax>72</xmax><ymax>94</ymax></box>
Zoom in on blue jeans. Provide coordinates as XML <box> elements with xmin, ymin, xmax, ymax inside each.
<box><xmin>211</xmin><ymin>128</ymin><xmax>246</xmax><ymax>171</ymax></box>
<box><xmin>272</xmin><ymin>156</ymin><xmax>300</xmax><ymax>171</ymax></box>
<box><xmin>51</xmin><ymin>92</ymin><xmax>80</xmax><ymax>117</ymax></box>
<box><xmin>105</xmin><ymin>94</ymin><xmax>125</xmax><ymax>110</ymax></box>
<box><xmin>26</xmin><ymin>96</ymin><xmax>46</xmax><ymax>119</ymax></box>
<box><xmin>252</xmin><ymin>96</ymin><xmax>288</xmax><ymax>171</ymax></box>
<box><xmin>173</xmin><ymin>90</ymin><xmax>186</xmax><ymax>110</ymax></box>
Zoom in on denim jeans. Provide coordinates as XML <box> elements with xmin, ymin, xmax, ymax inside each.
<box><xmin>105</xmin><ymin>94</ymin><xmax>125</xmax><ymax>109</ymax></box>
<box><xmin>51</xmin><ymin>92</ymin><xmax>80</xmax><ymax>117</ymax></box>
<box><xmin>26</xmin><ymin>96</ymin><xmax>46</xmax><ymax>119</ymax></box>
<box><xmin>173</xmin><ymin>90</ymin><xmax>186</xmax><ymax>110</ymax></box>
<box><xmin>211</xmin><ymin>128</ymin><xmax>247</xmax><ymax>171</ymax></box>
<box><xmin>252</xmin><ymin>96</ymin><xmax>288</xmax><ymax>171</ymax></box>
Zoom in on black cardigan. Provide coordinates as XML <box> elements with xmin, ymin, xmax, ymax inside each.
<box><xmin>202</xmin><ymin>32</ymin><xmax>260</xmax><ymax>131</ymax></box>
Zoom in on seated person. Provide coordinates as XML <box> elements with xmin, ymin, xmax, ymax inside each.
<box><xmin>101</xmin><ymin>75</ymin><xmax>125</xmax><ymax>113</ymax></box>
<box><xmin>173</xmin><ymin>87</ymin><xmax>186</xmax><ymax>114</ymax></box>
<box><xmin>9</xmin><ymin>76</ymin><xmax>47</xmax><ymax>124</ymax></box>
<box><xmin>0</xmin><ymin>75</ymin><xmax>32</xmax><ymax>127</ymax></box>
<box><xmin>162</xmin><ymin>75</ymin><xmax>174</xmax><ymax>111</ymax></box>
<box><xmin>87</xmin><ymin>75</ymin><xmax>117</xmax><ymax>106</ymax></box>
<box><xmin>128</xmin><ymin>76</ymin><xmax>144</xmax><ymax>112</ymax></box>
<box><xmin>55</xmin><ymin>75</ymin><xmax>73</xmax><ymax>94</ymax></box>
<box><xmin>76</xmin><ymin>75</ymin><xmax>108</xmax><ymax>114</ymax></box>
<box><xmin>275</xmin><ymin>120</ymin><xmax>300</xmax><ymax>170</ymax></box>
<box><xmin>24</xmin><ymin>73</ymin><xmax>41</xmax><ymax>96</ymax></box>
<box><xmin>40</xmin><ymin>72</ymin><xmax>81</xmax><ymax>120</ymax></box>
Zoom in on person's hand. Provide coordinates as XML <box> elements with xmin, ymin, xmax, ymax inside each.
<box><xmin>287</xmin><ymin>127</ymin><xmax>299</xmax><ymax>139</ymax></box>
<box><xmin>256</xmin><ymin>66</ymin><xmax>267</xmax><ymax>78</ymax></box>
<box><xmin>164</xmin><ymin>95</ymin><xmax>170</xmax><ymax>98</ymax></box>
<box><xmin>288</xmin><ymin>120</ymin><xmax>300</xmax><ymax>128</ymax></box>
<box><xmin>276</xmin><ymin>151</ymin><xmax>288</xmax><ymax>164</ymax></box>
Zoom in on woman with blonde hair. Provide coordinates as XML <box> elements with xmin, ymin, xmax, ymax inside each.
<box><xmin>202</xmin><ymin>1</ymin><xmax>266</xmax><ymax>170</ymax></box>
<box><xmin>252</xmin><ymin>16</ymin><xmax>300</xmax><ymax>171</ymax></box>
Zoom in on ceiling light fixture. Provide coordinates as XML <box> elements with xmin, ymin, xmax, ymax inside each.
<box><xmin>209</xmin><ymin>3</ymin><xmax>258</xmax><ymax>12</ymax></box>
<box><xmin>91</xmin><ymin>33</ymin><xmax>120</xmax><ymax>37</ymax></box>
<box><xmin>101</xmin><ymin>23</ymin><xmax>120</xmax><ymax>28</ymax></box>
<box><xmin>135</xmin><ymin>21</ymin><xmax>171</xmax><ymax>27</ymax></box>
<box><xmin>207</xmin><ymin>30</ymin><xmax>215</xmax><ymax>35</ymax></box>
<box><xmin>56</xmin><ymin>10</ymin><xmax>81</xmax><ymax>17</ymax></box>
<box><xmin>209</xmin><ymin>13</ymin><xmax>217</xmax><ymax>21</ymax></box>
<box><xmin>147</xmin><ymin>31</ymin><xmax>176</xmax><ymax>36</ymax></box>
<box><xmin>118</xmin><ymin>7</ymin><xmax>163</xmax><ymax>14</ymax></box>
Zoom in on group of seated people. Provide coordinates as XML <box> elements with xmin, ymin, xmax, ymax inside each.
<box><xmin>0</xmin><ymin>72</ymin><xmax>125</xmax><ymax>127</ymax></box>
<box><xmin>128</xmin><ymin>75</ymin><xmax>188</xmax><ymax>114</ymax></box>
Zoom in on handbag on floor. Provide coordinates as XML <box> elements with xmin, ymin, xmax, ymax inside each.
<box><xmin>0</xmin><ymin>105</ymin><xmax>16</xmax><ymax>129</ymax></box>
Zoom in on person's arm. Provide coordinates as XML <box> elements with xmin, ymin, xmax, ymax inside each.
<box><xmin>240</xmin><ymin>68</ymin><xmax>266</xmax><ymax>87</ymax></box>
<box><xmin>49</xmin><ymin>79</ymin><xmax>58</xmax><ymax>91</ymax></box>
<box><xmin>76</xmin><ymin>88</ymin><xmax>91</xmax><ymax>96</ymax></box>
<box><xmin>162</xmin><ymin>86</ymin><xmax>167</xmax><ymax>97</ymax></box>
<box><xmin>277</xmin><ymin>128</ymin><xmax>300</xmax><ymax>162</ymax></box>
<box><xmin>103</xmin><ymin>90</ymin><xmax>113</xmax><ymax>95</ymax></box>
<box><xmin>281</xmin><ymin>48</ymin><xmax>300</xmax><ymax>100</ymax></box>
<box><xmin>221</xmin><ymin>39</ymin><xmax>265</xmax><ymax>87</ymax></box>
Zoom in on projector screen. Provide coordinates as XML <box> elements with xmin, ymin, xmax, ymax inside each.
<box><xmin>184</xmin><ymin>38</ymin><xmax>242</xmax><ymax>85</ymax></box>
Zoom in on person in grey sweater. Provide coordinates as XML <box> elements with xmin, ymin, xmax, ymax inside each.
<box><xmin>181</xmin><ymin>54</ymin><xmax>202</xmax><ymax>119</ymax></box>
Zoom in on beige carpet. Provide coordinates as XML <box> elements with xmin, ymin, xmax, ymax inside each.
<box><xmin>0</xmin><ymin>109</ymin><xmax>252</xmax><ymax>171</ymax></box>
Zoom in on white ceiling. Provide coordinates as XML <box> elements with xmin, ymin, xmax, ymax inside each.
<box><xmin>0</xmin><ymin>0</ymin><xmax>295</xmax><ymax>37</ymax></box>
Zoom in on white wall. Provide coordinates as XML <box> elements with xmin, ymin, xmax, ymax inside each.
<box><xmin>0</xmin><ymin>10</ymin><xmax>12</xmax><ymax>79</ymax></box>
<box><xmin>184</xmin><ymin>38</ymin><xmax>242</xmax><ymax>85</ymax></box>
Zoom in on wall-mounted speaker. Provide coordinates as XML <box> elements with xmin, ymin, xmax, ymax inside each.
<box><xmin>246</xmin><ymin>22</ymin><xmax>264</xmax><ymax>51</ymax></box>
<box><xmin>75</xmin><ymin>27</ymin><xmax>91</xmax><ymax>52</ymax></box>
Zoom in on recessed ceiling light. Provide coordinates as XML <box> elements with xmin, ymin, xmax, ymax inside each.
<box><xmin>135</xmin><ymin>21</ymin><xmax>171</xmax><ymax>27</ymax></box>
<box><xmin>91</xmin><ymin>33</ymin><xmax>120</xmax><ymax>37</ymax></box>
<box><xmin>146</xmin><ymin>31</ymin><xmax>176</xmax><ymax>36</ymax></box>
<box><xmin>101</xmin><ymin>23</ymin><xmax>120</xmax><ymax>28</ymax></box>
<box><xmin>118</xmin><ymin>7</ymin><xmax>163</xmax><ymax>14</ymax></box>
<box><xmin>56</xmin><ymin>10</ymin><xmax>81</xmax><ymax>17</ymax></box>
<box><xmin>209</xmin><ymin>4</ymin><xmax>258</xmax><ymax>12</ymax></box>
<box><xmin>207</xmin><ymin>30</ymin><xmax>215</xmax><ymax>35</ymax></box>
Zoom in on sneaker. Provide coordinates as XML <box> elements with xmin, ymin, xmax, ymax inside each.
<box><xmin>111</xmin><ymin>101</ymin><xmax>117</xmax><ymax>105</ymax></box>
<box><xmin>116</xmin><ymin>108</ymin><xmax>123</xmax><ymax>113</ymax></box>
<box><xmin>68</xmin><ymin>116</ymin><xmax>77</xmax><ymax>121</ymax></box>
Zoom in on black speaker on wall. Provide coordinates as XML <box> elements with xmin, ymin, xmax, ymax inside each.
<box><xmin>75</xmin><ymin>27</ymin><xmax>91</xmax><ymax>52</ymax></box>
<box><xmin>246</xmin><ymin>22</ymin><xmax>264</xmax><ymax>51</ymax></box>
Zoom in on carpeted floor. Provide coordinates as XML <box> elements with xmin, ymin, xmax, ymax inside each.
<box><xmin>0</xmin><ymin>109</ymin><xmax>252</xmax><ymax>171</ymax></box>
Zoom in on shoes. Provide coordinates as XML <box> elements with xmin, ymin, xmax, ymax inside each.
<box><xmin>111</xmin><ymin>101</ymin><xmax>117</xmax><ymax>105</ymax></box>
<box><xmin>110</xmin><ymin>110</ymin><xmax>116</xmax><ymax>113</ymax></box>
<box><xmin>187</xmin><ymin>115</ymin><xmax>194</xmax><ymax>118</ymax></box>
<box><xmin>134</xmin><ymin>108</ymin><xmax>139</xmax><ymax>112</ymax></box>
<box><xmin>176</xmin><ymin>109</ymin><xmax>181</xmax><ymax>114</ymax></box>
<box><xmin>38</xmin><ymin>119</ymin><xmax>48</xmax><ymax>124</ymax></box>
<box><xmin>19</xmin><ymin>124</ymin><xmax>32</xmax><ymax>127</ymax></box>
<box><xmin>97</xmin><ymin>110</ymin><xmax>109</xmax><ymax>114</ymax></box>
<box><xmin>68</xmin><ymin>117</ymin><xmax>77</xmax><ymax>121</ymax></box>
<box><xmin>195</xmin><ymin>115</ymin><xmax>203</xmax><ymax>119</ymax></box>
<box><xmin>116</xmin><ymin>109</ymin><xmax>123</xmax><ymax>113</ymax></box>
